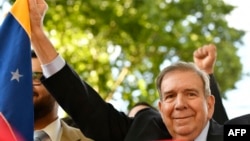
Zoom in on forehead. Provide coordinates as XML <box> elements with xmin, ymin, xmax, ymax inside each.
<box><xmin>160</xmin><ymin>70</ymin><xmax>204</xmax><ymax>92</ymax></box>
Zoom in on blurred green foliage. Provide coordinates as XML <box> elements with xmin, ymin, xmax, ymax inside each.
<box><xmin>6</xmin><ymin>0</ymin><xmax>245</xmax><ymax>111</ymax></box>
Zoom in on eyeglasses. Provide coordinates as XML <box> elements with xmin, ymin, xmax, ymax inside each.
<box><xmin>32</xmin><ymin>72</ymin><xmax>43</xmax><ymax>86</ymax></box>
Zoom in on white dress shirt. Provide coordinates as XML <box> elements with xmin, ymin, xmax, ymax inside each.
<box><xmin>195</xmin><ymin>121</ymin><xmax>210</xmax><ymax>141</ymax></box>
<box><xmin>34</xmin><ymin>118</ymin><xmax>62</xmax><ymax>141</ymax></box>
<box><xmin>42</xmin><ymin>55</ymin><xmax>65</xmax><ymax>78</ymax></box>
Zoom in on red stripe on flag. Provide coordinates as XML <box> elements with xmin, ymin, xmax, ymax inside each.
<box><xmin>0</xmin><ymin>113</ymin><xmax>23</xmax><ymax>141</ymax></box>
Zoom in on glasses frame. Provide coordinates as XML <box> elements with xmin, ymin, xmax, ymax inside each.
<box><xmin>32</xmin><ymin>72</ymin><xmax>43</xmax><ymax>86</ymax></box>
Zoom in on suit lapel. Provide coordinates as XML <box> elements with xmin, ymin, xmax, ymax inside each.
<box><xmin>206</xmin><ymin>119</ymin><xmax>223</xmax><ymax>141</ymax></box>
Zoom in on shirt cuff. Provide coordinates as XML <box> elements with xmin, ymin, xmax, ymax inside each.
<box><xmin>41</xmin><ymin>55</ymin><xmax>65</xmax><ymax>78</ymax></box>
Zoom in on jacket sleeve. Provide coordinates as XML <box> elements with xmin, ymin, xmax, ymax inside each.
<box><xmin>42</xmin><ymin>63</ymin><xmax>132</xmax><ymax>141</ymax></box>
<box><xmin>209</xmin><ymin>74</ymin><xmax>229</xmax><ymax>124</ymax></box>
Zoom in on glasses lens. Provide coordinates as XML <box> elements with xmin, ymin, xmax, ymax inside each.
<box><xmin>32</xmin><ymin>72</ymin><xmax>43</xmax><ymax>85</ymax></box>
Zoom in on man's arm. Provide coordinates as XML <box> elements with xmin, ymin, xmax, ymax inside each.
<box><xmin>42</xmin><ymin>64</ymin><xmax>131</xmax><ymax>141</ymax></box>
<box><xmin>193</xmin><ymin>44</ymin><xmax>228</xmax><ymax>124</ymax></box>
<box><xmin>209</xmin><ymin>74</ymin><xmax>229</xmax><ymax>124</ymax></box>
<box><xmin>29</xmin><ymin>0</ymin><xmax>132</xmax><ymax>140</ymax></box>
<box><xmin>29</xmin><ymin>0</ymin><xmax>58</xmax><ymax>65</ymax></box>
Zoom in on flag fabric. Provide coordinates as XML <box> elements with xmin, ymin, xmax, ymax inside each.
<box><xmin>0</xmin><ymin>0</ymin><xmax>33</xmax><ymax>141</ymax></box>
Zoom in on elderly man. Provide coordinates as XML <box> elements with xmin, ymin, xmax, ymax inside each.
<box><xmin>156</xmin><ymin>61</ymin><xmax>223</xmax><ymax>141</ymax></box>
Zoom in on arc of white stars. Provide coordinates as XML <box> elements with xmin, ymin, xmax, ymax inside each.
<box><xmin>11</xmin><ymin>68</ymin><xmax>23</xmax><ymax>82</ymax></box>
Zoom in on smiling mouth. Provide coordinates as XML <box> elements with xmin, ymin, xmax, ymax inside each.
<box><xmin>173</xmin><ymin>115</ymin><xmax>193</xmax><ymax>119</ymax></box>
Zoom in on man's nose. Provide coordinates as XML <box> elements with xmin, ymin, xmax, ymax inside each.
<box><xmin>175</xmin><ymin>94</ymin><xmax>187</xmax><ymax>110</ymax></box>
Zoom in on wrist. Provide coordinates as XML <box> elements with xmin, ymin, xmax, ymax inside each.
<box><xmin>203</xmin><ymin>68</ymin><xmax>213</xmax><ymax>74</ymax></box>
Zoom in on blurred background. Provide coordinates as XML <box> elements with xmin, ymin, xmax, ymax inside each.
<box><xmin>222</xmin><ymin>0</ymin><xmax>250</xmax><ymax>119</ymax></box>
<box><xmin>1</xmin><ymin>0</ymin><xmax>249</xmax><ymax>119</ymax></box>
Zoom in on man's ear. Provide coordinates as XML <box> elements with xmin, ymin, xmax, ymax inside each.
<box><xmin>207</xmin><ymin>95</ymin><xmax>215</xmax><ymax>119</ymax></box>
<box><xmin>158</xmin><ymin>100</ymin><xmax>162</xmax><ymax>112</ymax></box>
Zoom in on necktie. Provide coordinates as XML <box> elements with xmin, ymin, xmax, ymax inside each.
<box><xmin>34</xmin><ymin>130</ymin><xmax>51</xmax><ymax>141</ymax></box>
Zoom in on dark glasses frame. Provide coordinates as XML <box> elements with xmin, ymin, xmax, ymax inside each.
<box><xmin>32</xmin><ymin>72</ymin><xmax>43</xmax><ymax>86</ymax></box>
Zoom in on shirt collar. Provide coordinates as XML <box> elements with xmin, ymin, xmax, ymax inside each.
<box><xmin>35</xmin><ymin>117</ymin><xmax>62</xmax><ymax>141</ymax></box>
<box><xmin>194</xmin><ymin>121</ymin><xmax>210</xmax><ymax>141</ymax></box>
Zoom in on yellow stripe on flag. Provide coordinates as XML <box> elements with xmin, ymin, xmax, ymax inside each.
<box><xmin>10</xmin><ymin>0</ymin><xmax>31</xmax><ymax>38</ymax></box>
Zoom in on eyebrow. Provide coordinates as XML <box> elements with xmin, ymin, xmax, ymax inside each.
<box><xmin>162</xmin><ymin>88</ymin><xmax>199</xmax><ymax>95</ymax></box>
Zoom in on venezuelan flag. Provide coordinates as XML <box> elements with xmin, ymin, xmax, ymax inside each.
<box><xmin>0</xmin><ymin>0</ymin><xmax>33</xmax><ymax>141</ymax></box>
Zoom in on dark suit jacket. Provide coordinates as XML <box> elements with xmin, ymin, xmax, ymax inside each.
<box><xmin>60</xmin><ymin>120</ymin><xmax>93</xmax><ymax>141</ymax></box>
<box><xmin>206</xmin><ymin>119</ymin><xmax>224</xmax><ymax>141</ymax></box>
<box><xmin>42</xmin><ymin>64</ymin><xmax>224</xmax><ymax>141</ymax></box>
<box><xmin>209</xmin><ymin>75</ymin><xmax>228</xmax><ymax>124</ymax></box>
<box><xmin>225</xmin><ymin>114</ymin><xmax>250</xmax><ymax>125</ymax></box>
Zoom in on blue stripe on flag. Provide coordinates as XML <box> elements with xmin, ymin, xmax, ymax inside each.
<box><xmin>0</xmin><ymin>2</ymin><xmax>33</xmax><ymax>141</ymax></box>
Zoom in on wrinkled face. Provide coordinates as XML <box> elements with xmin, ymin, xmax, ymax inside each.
<box><xmin>32</xmin><ymin>58</ymin><xmax>56</xmax><ymax>120</ymax></box>
<box><xmin>158</xmin><ymin>70</ymin><xmax>214</xmax><ymax>140</ymax></box>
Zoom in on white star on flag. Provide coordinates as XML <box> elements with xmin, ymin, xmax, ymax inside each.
<box><xmin>11</xmin><ymin>69</ymin><xmax>23</xmax><ymax>82</ymax></box>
